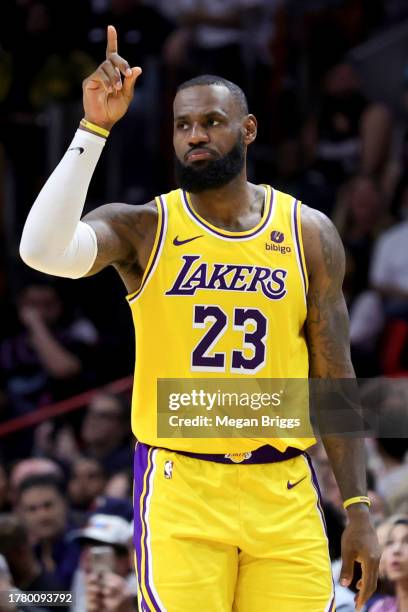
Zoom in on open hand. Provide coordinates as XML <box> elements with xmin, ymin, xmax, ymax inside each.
<box><xmin>82</xmin><ymin>25</ymin><xmax>142</xmax><ymax>130</ymax></box>
<box><xmin>340</xmin><ymin>509</ymin><xmax>380</xmax><ymax>610</ymax></box>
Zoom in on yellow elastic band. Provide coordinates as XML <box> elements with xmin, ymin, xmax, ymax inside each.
<box><xmin>343</xmin><ymin>496</ymin><xmax>371</xmax><ymax>510</ymax></box>
<box><xmin>80</xmin><ymin>118</ymin><xmax>110</xmax><ymax>138</ymax></box>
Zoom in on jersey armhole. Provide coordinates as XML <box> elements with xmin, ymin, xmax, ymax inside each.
<box><xmin>291</xmin><ymin>199</ymin><xmax>309</xmax><ymax>300</ymax></box>
<box><xmin>126</xmin><ymin>195</ymin><xmax>167</xmax><ymax>303</ymax></box>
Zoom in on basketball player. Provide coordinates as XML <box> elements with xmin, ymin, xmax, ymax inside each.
<box><xmin>20</xmin><ymin>26</ymin><xmax>379</xmax><ymax>611</ymax></box>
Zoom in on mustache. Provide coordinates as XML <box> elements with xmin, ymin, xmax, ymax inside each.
<box><xmin>184</xmin><ymin>146</ymin><xmax>217</xmax><ymax>160</ymax></box>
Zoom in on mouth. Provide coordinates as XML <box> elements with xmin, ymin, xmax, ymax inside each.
<box><xmin>185</xmin><ymin>149</ymin><xmax>215</xmax><ymax>162</ymax></box>
<box><xmin>390</xmin><ymin>561</ymin><xmax>402</xmax><ymax>571</ymax></box>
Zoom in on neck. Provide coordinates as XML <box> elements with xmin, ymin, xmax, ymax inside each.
<box><xmin>188</xmin><ymin>174</ymin><xmax>262</xmax><ymax>228</ymax></box>
<box><xmin>396</xmin><ymin>581</ymin><xmax>408</xmax><ymax>611</ymax></box>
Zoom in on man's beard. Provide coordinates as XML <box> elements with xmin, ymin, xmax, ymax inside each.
<box><xmin>174</xmin><ymin>136</ymin><xmax>245</xmax><ymax>193</ymax></box>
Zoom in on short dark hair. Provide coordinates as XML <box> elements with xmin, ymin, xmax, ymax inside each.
<box><xmin>177</xmin><ymin>75</ymin><xmax>249</xmax><ymax>116</ymax></box>
<box><xmin>17</xmin><ymin>473</ymin><xmax>66</xmax><ymax>501</ymax></box>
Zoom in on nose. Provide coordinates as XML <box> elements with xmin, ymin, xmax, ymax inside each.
<box><xmin>188</xmin><ymin>122</ymin><xmax>210</xmax><ymax>146</ymax></box>
<box><xmin>392</xmin><ymin>542</ymin><xmax>402</xmax><ymax>554</ymax></box>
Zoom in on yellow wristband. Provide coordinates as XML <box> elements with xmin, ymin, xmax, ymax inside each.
<box><xmin>80</xmin><ymin>119</ymin><xmax>110</xmax><ymax>139</ymax></box>
<box><xmin>343</xmin><ymin>496</ymin><xmax>371</xmax><ymax>510</ymax></box>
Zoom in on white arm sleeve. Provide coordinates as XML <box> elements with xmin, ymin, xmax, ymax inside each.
<box><xmin>19</xmin><ymin>129</ymin><xmax>106</xmax><ymax>279</ymax></box>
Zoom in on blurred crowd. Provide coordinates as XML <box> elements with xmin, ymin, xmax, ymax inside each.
<box><xmin>1</xmin><ymin>0</ymin><xmax>408</xmax><ymax>610</ymax></box>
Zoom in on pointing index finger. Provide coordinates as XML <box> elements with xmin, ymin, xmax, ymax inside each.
<box><xmin>106</xmin><ymin>25</ymin><xmax>118</xmax><ymax>58</ymax></box>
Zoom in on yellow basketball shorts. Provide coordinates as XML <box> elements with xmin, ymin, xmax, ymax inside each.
<box><xmin>133</xmin><ymin>443</ymin><xmax>335</xmax><ymax>612</ymax></box>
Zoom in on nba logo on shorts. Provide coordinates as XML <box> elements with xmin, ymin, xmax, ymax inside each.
<box><xmin>164</xmin><ymin>460</ymin><xmax>173</xmax><ymax>479</ymax></box>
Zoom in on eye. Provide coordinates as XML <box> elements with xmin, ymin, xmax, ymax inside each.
<box><xmin>207</xmin><ymin>118</ymin><xmax>220</xmax><ymax>127</ymax></box>
<box><xmin>176</xmin><ymin>121</ymin><xmax>189</xmax><ymax>130</ymax></box>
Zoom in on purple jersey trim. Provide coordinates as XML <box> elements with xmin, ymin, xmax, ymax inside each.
<box><xmin>182</xmin><ymin>187</ymin><xmax>274</xmax><ymax>240</ymax></box>
<box><xmin>128</xmin><ymin>196</ymin><xmax>166</xmax><ymax>304</ymax></box>
<box><xmin>292</xmin><ymin>200</ymin><xmax>308</xmax><ymax>295</ymax></box>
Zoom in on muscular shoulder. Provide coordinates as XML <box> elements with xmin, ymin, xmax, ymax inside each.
<box><xmin>81</xmin><ymin>199</ymin><xmax>158</xmax><ymax>275</ymax></box>
<box><xmin>301</xmin><ymin>204</ymin><xmax>345</xmax><ymax>285</ymax></box>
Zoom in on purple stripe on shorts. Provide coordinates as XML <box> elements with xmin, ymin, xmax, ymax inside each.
<box><xmin>293</xmin><ymin>200</ymin><xmax>307</xmax><ymax>294</ymax></box>
<box><xmin>305</xmin><ymin>453</ymin><xmax>336</xmax><ymax>611</ymax></box>
<box><xmin>134</xmin><ymin>444</ymin><xmax>161</xmax><ymax>611</ymax></box>
<box><xmin>182</xmin><ymin>187</ymin><xmax>274</xmax><ymax>240</ymax></box>
<box><xmin>305</xmin><ymin>453</ymin><xmax>328</xmax><ymax>535</ymax></box>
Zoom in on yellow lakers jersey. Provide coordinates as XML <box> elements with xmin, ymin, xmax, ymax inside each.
<box><xmin>127</xmin><ymin>186</ymin><xmax>315</xmax><ymax>453</ymax></box>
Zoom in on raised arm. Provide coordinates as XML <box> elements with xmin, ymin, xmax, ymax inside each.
<box><xmin>19</xmin><ymin>26</ymin><xmax>153</xmax><ymax>289</ymax></box>
<box><xmin>302</xmin><ymin>206</ymin><xmax>380</xmax><ymax>611</ymax></box>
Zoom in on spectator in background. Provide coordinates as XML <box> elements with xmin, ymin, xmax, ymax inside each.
<box><xmin>80</xmin><ymin>392</ymin><xmax>133</xmax><ymax>477</ymax></box>
<box><xmin>68</xmin><ymin>457</ymin><xmax>107</xmax><ymax>513</ymax></box>
<box><xmin>162</xmin><ymin>0</ymin><xmax>271</xmax><ymax>89</ymax></box>
<box><xmin>15</xmin><ymin>474</ymin><xmax>80</xmax><ymax>589</ymax></box>
<box><xmin>385</xmin><ymin>63</ymin><xmax>408</xmax><ymax>211</ymax></box>
<box><xmin>32</xmin><ymin>420</ymin><xmax>80</xmax><ymax>467</ymax></box>
<box><xmin>375</xmin><ymin>440</ymin><xmax>408</xmax><ymax>512</ymax></box>
<box><xmin>87</xmin><ymin>495</ymin><xmax>134</xmax><ymax>524</ymax></box>
<box><xmin>361</xmin><ymin>379</ymin><xmax>408</xmax><ymax>503</ymax></box>
<box><xmin>0</xmin><ymin>515</ymin><xmax>63</xmax><ymax>594</ymax></box>
<box><xmin>333</xmin><ymin>175</ymin><xmax>390</xmax><ymax>306</ymax></box>
<box><xmin>104</xmin><ymin>469</ymin><xmax>132</xmax><ymax>501</ymax></box>
<box><xmin>0</xmin><ymin>553</ymin><xmax>48</xmax><ymax>612</ymax></box>
<box><xmin>370</xmin><ymin>190</ymin><xmax>408</xmax><ymax>322</ymax></box>
<box><xmin>302</xmin><ymin>63</ymin><xmax>392</xmax><ymax>213</ymax></box>
<box><xmin>8</xmin><ymin>458</ymin><xmax>63</xmax><ymax>507</ymax></box>
<box><xmin>369</xmin><ymin>518</ymin><xmax>408</xmax><ymax>612</ymax></box>
<box><xmin>0</xmin><ymin>281</ymin><xmax>99</xmax><ymax>419</ymax></box>
<box><xmin>349</xmin><ymin>186</ymin><xmax>408</xmax><ymax>373</ymax></box>
<box><xmin>69</xmin><ymin>513</ymin><xmax>136</xmax><ymax>612</ymax></box>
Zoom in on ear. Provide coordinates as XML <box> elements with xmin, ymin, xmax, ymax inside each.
<box><xmin>242</xmin><ymin>114</ymin><xmax>257</xmax><ymax>145</ymax></box>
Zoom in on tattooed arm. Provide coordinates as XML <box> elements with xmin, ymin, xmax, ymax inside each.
<box><xmin>81</xmin><ymin>202</ymin><xmax>158</xmax><ymax>293</ymax></box>
<box><xmin>302</xmin><ymin>206</ymin><xmax>380</xmax><ymax>610</ymax></box>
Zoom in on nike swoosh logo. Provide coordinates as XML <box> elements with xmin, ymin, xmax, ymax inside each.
<box><xmin>173</xmin><ymin>235</ymin><xmax>203</xmax><ymax>246</ymax></box>
<box><xmin>68</xmin><ymin>147</ymin><xmax>84</xmax><ymax>155</ymax></box>
<box><xmin>287</xmin><ymin>476</ymin><xmax>307</xmax><ymax>490</ymax></box>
